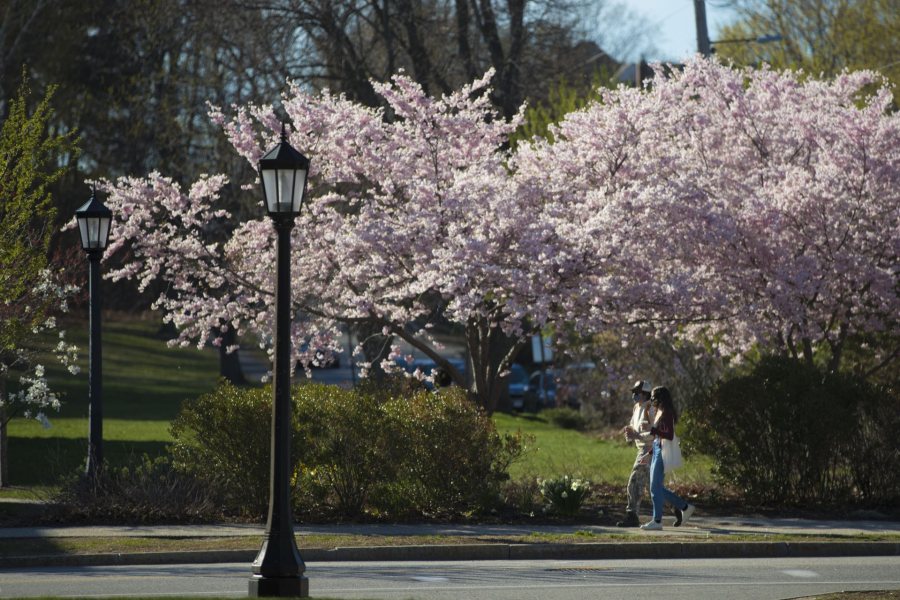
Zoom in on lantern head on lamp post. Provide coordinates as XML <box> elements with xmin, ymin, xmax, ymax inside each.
<box><xmin>258</xmin><ymin>124</ymin><xmax>310</xmax><ymax>218</ymax></box>
<box><xmin>76</xmin><ymin>188</ymin><xmax>112</xmax><ymax>253</ymax></box>
<box><xmin>249</xmin><ymin>124</ymin><xmax>311</xmax><ymax>598</ymax></box>
<box><xmin>75</xmin><ymin>188</ymin><xmax>112</xmax><ymax>482</ymax></box>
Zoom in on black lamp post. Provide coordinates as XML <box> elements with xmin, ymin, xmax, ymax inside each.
<box><xmin>74</xmin><ymin>188</ymin><xmax>112</xmax><ymax>482</ymax></box>
<box><xmin>249</xmin><ymin>124</ymin><xmax>311</xmax><ymax>598</ymax></box>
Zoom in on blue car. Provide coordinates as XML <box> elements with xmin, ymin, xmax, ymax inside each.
<box><xmin>507</xmin><ymin>363</ymin><xmax>529</xmax><ymax>410</ymax></box>
<box><xmin>525</xmin><ymin>369</ymin><xmax>558</xmax><ymax>410</ymax></box>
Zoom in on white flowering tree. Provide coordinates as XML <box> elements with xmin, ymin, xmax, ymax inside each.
<box><xmin>99</xmin><ymin>58</ymin><xmax>898</xmax><ymax>420</ymax></box>
<box><xmin>100</xmin><ymin>71</ymin><xmax>580</xmax><ymax>412</ymax></box>
<box><xmin>516</xmin><ymin>58</ymin><xmax>900</xmax><ymax>374</ymax></box>
<box><xmin>0</xmin><ymin>281</ymin><xmax>80</xmax><ymax>484</ymax></box>
<box><xmin>0</xmin><ymin>79</ymin><xmax>80</xmax><ymax>486</ymax></box>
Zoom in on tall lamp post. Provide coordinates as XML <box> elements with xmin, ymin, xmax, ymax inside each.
<box><xmin>249</xmin><ymin>124</ymin><xmax>311</xmax><ymax>598</ymax></box>
<box><xmin>75</xmin><ymin>189</ymin><xmax>112</xmax><ymax>482</ymax></box>
<box><xmin>693</xmin><ymin>0</ymin><xmax>712</xmax><ymax>57</ymax></box>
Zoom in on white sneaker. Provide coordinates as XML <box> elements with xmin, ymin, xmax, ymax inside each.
<box><xmin>679</xmin><ymin>504</ymin><xmax>695</xmax><ymax>526</ymax></box>
<box><xmin>641</xmin><ymin>520</ymin><xmax>663</xmax><ymax>531</ymax></box>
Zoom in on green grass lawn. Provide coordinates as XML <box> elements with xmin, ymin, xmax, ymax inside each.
<box><xmin>493</xmin><ymin>412</ymin><xmax>713</xmax><ymax>486</ymax></box>
<box><xmin>4</xmin><ymin>313</ymin><xmax>221</xmax><ymax>488</ymax></box>
<box><xmin>33</xmin><ymin>314</ymin><xmax>221</xmax><ymax>421</ymax></box>
<box><xmin>3</xmin><ymin>314</ymin><xmax>712</xmax><ymax>493</ymax></box>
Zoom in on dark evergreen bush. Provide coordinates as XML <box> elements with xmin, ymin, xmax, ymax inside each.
<box><xmin>52</xmin><ymin>455</ymin><xmax>221</xmax><ymax>523</ymax></box>
<box><xmin>542</xmin><ymin>407</ymin><xmax>587</xmax><ymax>430</ymax></box>
<box><xmin>843</xmin><ymin>384</ymin><xmax>900</xmax><ymax>504</ymax></box>
<box><xmin>687</xmin><ymin>356</ymin><xmax>899</xmax><ymax>506</ymax></box>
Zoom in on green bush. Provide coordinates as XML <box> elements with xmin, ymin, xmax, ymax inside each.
<box><xmin>52</xmin><ymin>456</ymin><xmax>221</xmax><ymax>523</ymax></box>
<box><xmin>168</xmin><ymin>381</ymin><xmax>279</xmax><ymax>517</ymax></box>
<box><xmin>169</xmin><ymin>379</ymin><xmax>525</xmax><ymax>519</ymax></box>
<box><xmin>687</xmin><ymin>356</ymin><xmax>900</xmax><ymax>506</ymax></box>
<box><xmin>384</xmin><ymin>387</ymin><xmax>525</xmax><ymax>515</ymax></box>
<box><xmin>538</xmin><ymin>475</ymin><xmax>591</xmax><ymax>516</ymax></box>
<box><xmin>293</xmin><ymin>383</ymin><xmax>395</xmax><ymax>517</ymax></box>
<box><xmin>542</xmin><ymin>407</ymin><xmax>586</xmax><ymax>430</ymax></box>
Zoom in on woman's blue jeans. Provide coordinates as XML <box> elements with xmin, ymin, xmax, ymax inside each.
<box><xmin>650</xmin><ymin>438</ymin><xmax>687</xmax><ymax>522</ymax></box>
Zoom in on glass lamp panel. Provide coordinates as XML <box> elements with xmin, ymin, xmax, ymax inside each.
<box><xmin>88</xmin><ymin>218</ymin><xmax>100</xmax><ymax>248</ymax></box>
<box><xmin>277</xmin><ymin>169</ymin><xmax>295</xmax><ymax>213</ymax></box>
<box><xmin>78</xmin><ymin>219</ymin><xmax>90</xmax><ymax>249</ymax></box>
<box><xmin>99</xmin><ymin>217</ymin><xmax>111</xmax><ymax>249</ymax></box>
<box><xmin>79</xmin><ymin>217</ymin><xmax>104</xmax><ymax>249</ymax></box>
<box><xmin>262</xmin><ymin>169</ymin><xmax>278</xmax><ymax>213</ymax></box>
<box><xmin>278</xmin><ymin>169</ymin><xmax>300</xmax><ymax>213</ymax></box>
<box><xmin>291</xmin><ymin>171</ymin><xmax>307</xmax><ymax>212</ymax></box>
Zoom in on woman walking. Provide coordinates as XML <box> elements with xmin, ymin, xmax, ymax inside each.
<box><xmin>625</xmin><ymin>386</ymin><xmax>695</xmax><ymax>530</ymax></box>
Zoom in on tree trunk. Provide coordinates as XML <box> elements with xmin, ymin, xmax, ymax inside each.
<box><xmin>500</xmin><ymin>0</ymin><xmax>526</xmax><ymax>119</ymax></box>
<box><xmin>313</xmin><ymin>5</ymin><xmax>381</xmax><ymax>107</ymax></box>
<box><xmin>355</xmin><ymin>320</ymin><xmax>394</xmax><ymax>380</ymax></box>
<box><xmin>218</xmin><ymin>325</ymin><xmax>246</xmax><ymax>385</ymax></box>
<box><xmin>454</xmin><ymin>0</ymin><xmax>478</xmax><ymax>81</ymax></box>
<box><xmin>470</xmin><ymin>0</ymin><xmax>526</xmax><ymax>120</ymax></box>
<box><xmin>826</xmin><ymin>320</ymin><xmax>849</xmax><ymax>375</ymax></box>
<box><xmin>0</xmin><ymin>382</ymin><xmax>8</xmax><ymax>487</ymax></box>
<box><xmin>395</xmin><ymin>0</ymin><xmax>451</xmax><ymax>96</ymax></box>
<box><xmin>802</xmin><ymin>336</ymin><xmax>815</xmax><ymax>366</ymax></box>
<box><xmin>0</xmin><ymin>416</ymin><xmax>7</xmax><ymax>488</ymax></box>
<box><xmin>465</xmin><ymin>316</ymin><xmax>527</xmax><ymax>414</ymax></box>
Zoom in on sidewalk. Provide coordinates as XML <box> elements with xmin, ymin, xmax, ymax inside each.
<box><xmin>2</xmin><ymin>516</ymin><xmax>898</xmax><ymax>568</ymax></box>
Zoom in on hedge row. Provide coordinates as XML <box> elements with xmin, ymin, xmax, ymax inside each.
<box><xmin>167</xmin><ymin>380</ymin><xmax>524</xmax><ymax>519</ymax></box>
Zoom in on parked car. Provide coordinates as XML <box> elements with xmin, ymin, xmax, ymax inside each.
<box><xmin>297</xmin><ymin>344</ymin><xmax>341</xmax><ymax>369</ymax></box>
<box><xmin>524</xmin><ymin>369</ymin><xmax>558</xmax><ymax>411</ymax></box>
<box><xmin>523</xmin><ymin>362</ymin><xmax>596</xmax><ymax>411</ymax></box>
<box><xmin>507</xmin><ymin>363</ymin><xmax>529</xmax><ymax>410</ymax></box>
<box><xmin>555</xmin><ymin>361</ymin><xmax>596</xmax><ymax>409</ymax></box>
<box><xmin>394</xmin><ymin>356</ymin><xmax>466</xmax><ymax>389</ymax></box>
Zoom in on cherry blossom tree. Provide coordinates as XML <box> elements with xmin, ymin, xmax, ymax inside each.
<box><xmin>100</xmin><ymin>71</ymin><xmax>564</xmax><ymax>413</ymax></box>
<box><xmin>517</xmin><ymin>57</ymin><xmax>900</xmax><ymax>375</ymax></box>
<box><xmin>99</xmin><ymin>58</ymin><xmax>898</xmax><ymax>419</ymax></box>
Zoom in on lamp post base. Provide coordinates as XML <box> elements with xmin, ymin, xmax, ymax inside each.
<box><xmin>249</xmin><ymin>575</ymin><xmax>309</xmax><ymax>598</ymax></box>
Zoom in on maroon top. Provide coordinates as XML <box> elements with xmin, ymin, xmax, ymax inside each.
<box><xmin>649</xmin><ymin>411</ymin><xmax>675</xmax><ymax>441</ymax></box>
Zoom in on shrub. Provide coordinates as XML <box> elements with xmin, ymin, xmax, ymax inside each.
<box><xmin>52</xmin><ymin>455</ymin><xmax>221</xmax><ymax>523</ymax></box>
<box><xmin>168</xmin><ymin>381</ymin><xmax>277</xmax><ymax>517</ymax></box>
<box><xmin>293</xmin><ymin>383</ymin><xmax>395</xmax><ymax>517</ymax></box>
<box><xmin>383</xmin><ymin>386</ymin><xmax>525</xmax><ymax>515</ymax></box>
<box><xmin>542</xmin><ymin>407</ymin><xmax>586</xmax><ymax>430</ymax></box>
<box><xmin>500</xmin><ymin>476</ymin><xmax>542</xmax><ymax>515</ymax></box>
<box><xmin>843</xmin><ymin>383</ymin><xmax>900</xmax><ymax>505</ymax></box>
<box><xmin>169</xmin><ymin>379</ymin><xmax>526</xmax><ymax>520</ymax></box>
<box><xmin>538</xmin><ymin>475</ymin><xmax>591</xmax><ymax>516</ymax></box>
<box><xmin>687</xmin><ymin>356</ymin><xmax>900</xmax><ymax>506</ymax></box>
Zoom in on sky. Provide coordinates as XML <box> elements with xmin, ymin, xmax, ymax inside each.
<box><xmin>621</xmin><ymin>0</ymin><xmax>740</xmax><ymax>63</ymax></box>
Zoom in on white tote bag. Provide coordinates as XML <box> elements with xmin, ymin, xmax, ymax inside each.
<box><xmin>661</xmin><ymin>434</ymin><xmax>683</xmax><ymax>473</ymax></box>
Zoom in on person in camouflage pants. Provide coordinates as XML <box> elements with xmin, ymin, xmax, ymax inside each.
<box><xmin>616</xmin><ymin>380</ymin><xmax>654</xmax><ymax>527</ymax></box>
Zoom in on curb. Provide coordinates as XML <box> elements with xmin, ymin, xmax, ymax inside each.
<box><xmin>5</xmin><ymin>541</ymin><xmax>899</xmax><ymax>569</ymax></box>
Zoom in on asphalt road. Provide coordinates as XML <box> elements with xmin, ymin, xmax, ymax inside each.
<box><xmin>2</xmin><ymin>556</ymin><xmax>899</xmax><ymax>600</ymax></box>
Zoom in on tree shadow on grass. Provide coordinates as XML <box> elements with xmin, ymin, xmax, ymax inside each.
<box><xmin>8</xmin><ymin>438</ymin><xmax>169</xmax><ymax>486</ymax></box>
